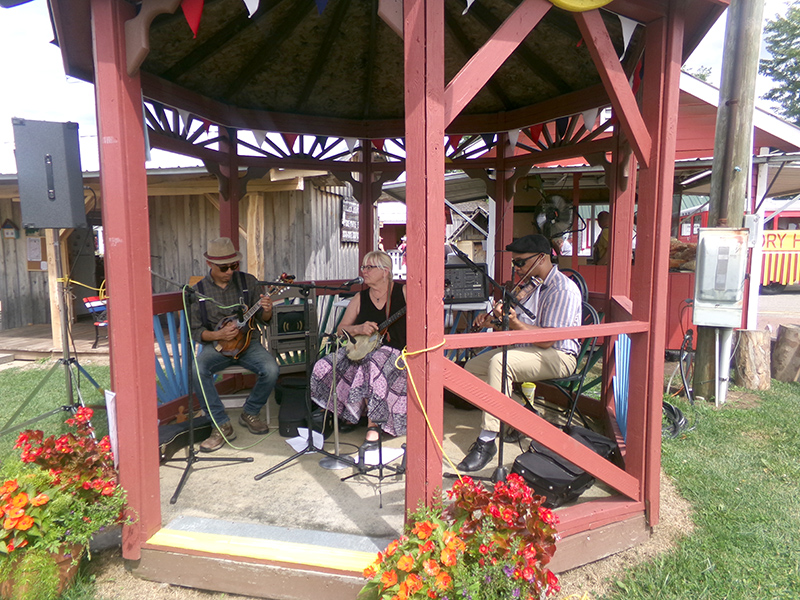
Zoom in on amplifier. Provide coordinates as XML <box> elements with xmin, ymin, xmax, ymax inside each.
<box><xmin>444</xmin><ymin>264</ymin><xmax>489</xmax><ymax>304</ymax></box>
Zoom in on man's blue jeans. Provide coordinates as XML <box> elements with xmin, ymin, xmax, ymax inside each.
<box><xmin>192</xmin><ymin>341</ymin><xmax>279</xmax><ymax>427</ymax></box>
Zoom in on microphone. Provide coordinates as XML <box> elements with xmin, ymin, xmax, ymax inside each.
<box><xmin>344</xmin><ymin>276</ymin><xmax>364</xmax><ymax>287</ymax></box>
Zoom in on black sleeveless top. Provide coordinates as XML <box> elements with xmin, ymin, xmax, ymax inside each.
<box><xmin>356</xmin><ymin>284</ymin><xmax>407</xmax><ymax>351</ymax></box>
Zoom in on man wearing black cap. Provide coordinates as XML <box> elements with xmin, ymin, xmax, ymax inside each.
<box><xmin>189</xmin><ymin>237</ymin><xmax>280</xmax><ymax>452</ymax></box>
<box><xmin>456</xmin><ymin>234</ymin><xmax>583</xmax><ymax>472</ymax></box>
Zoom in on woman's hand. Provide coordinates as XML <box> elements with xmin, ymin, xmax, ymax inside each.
<box><xmin>352</xmin><ymin>321</ymin><xmax>379</xmax><ymax>337</ymax></box>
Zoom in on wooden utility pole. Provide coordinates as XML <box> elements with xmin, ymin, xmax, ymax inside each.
<box><xmin>694</xmin><ymin>0</ymin><xmax>765</xmax><ymax>401</ymax></box>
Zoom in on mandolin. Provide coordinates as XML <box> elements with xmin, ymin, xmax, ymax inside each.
<box><xmin>343</xmin><ymin>306</ymin><xmax>407</xmax><ymax>362</ymax></box>
<box><xmin>214</xmin><ymin>274</ymin><xmax>294</xmax><ymax>359</ymax></box>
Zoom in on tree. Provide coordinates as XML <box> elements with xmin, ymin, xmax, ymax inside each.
<box><xmin>759</xmin><ymin>3</ymin><xmax>800</xmax><ymax>126</ymax></box>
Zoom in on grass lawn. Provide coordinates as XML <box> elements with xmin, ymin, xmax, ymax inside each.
<box><xmin>605</xmin><ymin>381</ymin><xmax>800</xmax><ymax>599</ymax></box>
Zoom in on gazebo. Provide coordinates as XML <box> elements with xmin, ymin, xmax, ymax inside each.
<box><xmin>40</xmin><ymin>0</ymin><xmax>726</xmax><ymax>596</ymax></box>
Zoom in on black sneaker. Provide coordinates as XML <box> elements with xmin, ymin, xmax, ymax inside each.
<box><xmin>456</xmin><ymin>438</ymin><xmax>497</xmax><ymax>472</ymax></box>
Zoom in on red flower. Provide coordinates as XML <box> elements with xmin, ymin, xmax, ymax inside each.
<box><xmin>419</xmin><ymin>540</ymin><xmax>435</xmax><ymax>554</ymax></box>
<box><xmin>479</xmin><ymin>544</ymin><xmax>489</xmax><ymax>554</ymax></box>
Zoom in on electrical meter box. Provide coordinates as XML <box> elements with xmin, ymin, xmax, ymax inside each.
<box><xmin>693</xmin><ymin>228</ymin><xmax>749</xmax><ymax>328</ymax></box>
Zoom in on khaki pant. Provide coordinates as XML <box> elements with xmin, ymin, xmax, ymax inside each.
<box><xmin>464</xmin><ymin>346</ymin><xmax>576</xmax><ymax>432</ymax></box>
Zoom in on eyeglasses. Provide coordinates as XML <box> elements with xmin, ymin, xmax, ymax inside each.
<box><xmin>360</xmin><ymin>265</ymin><xmax>384</xmax><ymax>272</ymax></box>
<box><xmin>216</xmin><ymin>262</ymin><xmax>239</xmax><ymax>273</ymax></box>
<box><xmin>511</xmin><ymin>256</ymin><xmax>538</xmax><ymax>268</ymax></box>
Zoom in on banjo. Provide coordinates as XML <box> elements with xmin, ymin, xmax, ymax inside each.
<box><xmin>343</xmin><ymin>306</ymin><xmax>407</xmax><ymax>361</ymax></box>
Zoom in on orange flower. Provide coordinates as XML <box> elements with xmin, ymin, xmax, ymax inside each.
<box><xmin>3</xmin><ymin>516</ymin><xmax>19</xmax><ymax>530</ymax></box>
<box><xmin>10</xmin><ymin>493</ymin><xmax>29</xmax><ymax>508</ymax></box>
<box><xmin>30</xmin><ymin>493</ymin><xmax>49</xmax><ymax>507</ymax></box>
<box><xmin>6</xmin><ymin>507</ymin><xmax>24</xmax><ymax>519</ymax></box>
<box><xmin>6</xmin><ymin>541</ymin><xmax>15</xmax><ymax>552</ymax></box>
<box><xmin>427</xmin><ymin>590</ymin><xmax>437</xmax><ymax>599</ymax></box>
<box><xmin>381</xmin><ymin>569</ymin><xmax>398</xmax><ymax>589</ymax></box>
<box><xmin>411</xmin><ymin>520</ymin><xmax>437</xmax><ymax>540</ymax></box>
<box><xmin>419</xmin><ymin>540</ymin><xmax>435</xmax><ymax>554</ymax></box>
<box><xmin>363</xmin><ymin>565</ymin><xmax>376</xmax><ymax>578</ymax></box>
<box><xmin>15</xmin><ymin>515</ymin><xmax>34</xmax><ymax>531</ymax></box>
<box><xmin>397</xmin><ymin>554</ymin><xmax>415</xmax><ymax>572</ymax></box>
<box><xmin>0</xmin><ymin>480</ymin><xmax>19</xmax><ymax>496</ymax></box>
<box><xmin>396</xmin><ymin>581</ymin><xmax>409</xmax><ymax>600</ymax></box>
<box><xmin>386</xmin><ymin>539</ymin><xmax>400</xmax><ymax>556</ymax></box>
<box><xmin>422</xmin><ymin>558</ymin><xmax>440</xmax><ymax>576</ymax></box>
<box><xmin>440</xmin><ymin>546</ymin><xmax>457</xmax><ymax>567</ymax></box>
<box><xmin>405</xmin><ymin>573</ymin><xmax>423</xmax><ymax>594</ymax></box>
<box><xmin>434</xmin><ymin>571</ymin><xmax>452</xmax><ymax>591</ymax></box>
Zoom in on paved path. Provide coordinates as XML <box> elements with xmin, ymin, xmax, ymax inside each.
<box><xmin>756</xmin><ymin>285</ymin><xmax>800</xmax><ymax>333</ymax></box>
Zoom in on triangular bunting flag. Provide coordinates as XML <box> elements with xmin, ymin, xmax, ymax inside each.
<box><xmin>201</xmin><ymin>118</ymin><xmax>212</xmax><ymax>133</ymax></box>
<box><xmin>315</xmin><ymin>0</ymin><xmax>328</xmax><ymax>14</ymax></box>
<box><xmin>282</xmin><ymin>134</ymin><xmax>298</xmax><ymax>152</ymax></box>
<box><xmin>252</xmin><ymin>130</ymin><xmax>267</xmax><ymax>148</ymax></box>
<box><xmin>177</xmin><ymin>109</ymin><xmax>191</xmax><ymax>134</ymax></box>
<box><xmin>372</xmin><ymin>139</ymin><xmax>385</xmax><ymax>152</ymax></box>
<box><xmin>481</xmin><ymin>134</ymin><xmax>495</xmax><ymax>150</ymax></box>
<box><xmin>581</xmin><ymin>108</ymin><xmax>598</xmax><ymax>132</ymax></box>
<box><xmin>181</xmin><ymin>0</ymin><xmax>204</xmax><ymax>38</ymax></box>
<box><xmin>507</xmin><ymin>129</ymin><xmax>520</xmax><ymax>149</ymax></box>
<box><xmin>631</xmin><ymin>60</ymin><xmax>643</xmax><ymax>95</ymax></box>
<box><xmin>242</xmin><ymin>0</ymin><xmax>259</xmax><ymax>17</ymax></box>
<box><xmin>462</xmin><ymin>0</ymin><xmax>476</xmax><ymax>15</ymax></box>
<box><xmin>528</xmin><ymin>124</ymin><xmax>544</xmax><ymax>143</ymax></box>
<box><xmin>448</xmin><ymin>135</ymin><xmax>462</xmax><ymax>152</ymax></box>
<box><xmin>344</xmin><ymin>137</ymin><xmax>358</xmax><ymax>154</ymax></box>
<box><xmin>619</xmin><ymin>15</ymin><xmax>637</xmax><ymax>57</ymax></box>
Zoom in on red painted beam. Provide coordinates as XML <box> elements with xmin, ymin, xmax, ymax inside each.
<box><xmin>444</xmin><ymin>0</ymin><xmax>551</xmax><ymax>127</ymax></box>
<box><xmin>575</xmin><ymin>10</ymin><xmax>652</xmax><ymax>168</ymax></box>
<box><xmin>90</xmin><ymin>0</ymin><xmax>161</xmax><ymax>561</ymax></box>
<box><xmin>443</xmin><ymin>362</ymin><xmax>640</xmax><ymax>500</ymax></box>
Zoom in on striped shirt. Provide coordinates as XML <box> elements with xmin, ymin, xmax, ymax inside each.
<box><xmin>517</xmin><ymin>266</ymin><xmax>582</xmax><ymax>355</ymax></box>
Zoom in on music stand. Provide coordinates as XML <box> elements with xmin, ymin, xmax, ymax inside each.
<box><xmin>254</xmin><ymin>280</ymin><xmax>358</xmax><ymax>480</ymax></box>
<box><xmin>447</xmin><ymin>244</ymin><xmax>535</xmax><ymax>483</ymax></box>
<box><xmin>164</xmin><ymin>285</ymin><xmax>254</xmax><ymax>504</ymax></box>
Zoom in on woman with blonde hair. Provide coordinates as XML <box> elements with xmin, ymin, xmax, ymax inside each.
<box><xmin>310</xmin><ymin>251</ymin><xmax>407</xmax><ymax>449</ymax></box>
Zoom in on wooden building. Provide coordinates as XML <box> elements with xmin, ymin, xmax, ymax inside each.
<box><xmin>17</xmin><ymin>0</ymin><xmax>732</xmax><ymax>597</ymax></box>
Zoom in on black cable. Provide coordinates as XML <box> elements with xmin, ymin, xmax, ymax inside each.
<box><xmin>663</xmin><ymin>328</ymin><xmax>699</xmax><ymax>438</ymax></box>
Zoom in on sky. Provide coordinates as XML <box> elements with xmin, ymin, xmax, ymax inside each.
<box><xmin>0</xmin><ymin>0</ymin><xmax>793</xmax><ymax>175</ymax></box>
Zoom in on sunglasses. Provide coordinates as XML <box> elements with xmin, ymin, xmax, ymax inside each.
<box><xmin>216</xmin><ymin>262</ymin><xmax>240</xmax><ymax>273</ymax></box>
<box><xmin>360</xmin><ymin>265</ymin><xmax>384</xmax><ymax>272</ymax></box>
<box><xmin>511</xmin><ymin>255</ymin><xmax>538</xmax><ymax>268</ymax></box>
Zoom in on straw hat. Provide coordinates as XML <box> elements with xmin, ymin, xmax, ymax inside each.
<box><xmin>204</xmin><ymin>237</ymin><xmax>243</xmax><ymax>264</ymax></box>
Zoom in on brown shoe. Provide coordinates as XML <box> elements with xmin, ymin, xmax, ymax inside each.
<box><xmin>199</xmin><ymin>421</ymin><xmax>236</xmax><ymax>452</ymax></box>
<box><xmin>239</xmin><ymin>411</ymin><xmax>269</xmax><ymax>434</ymax></box>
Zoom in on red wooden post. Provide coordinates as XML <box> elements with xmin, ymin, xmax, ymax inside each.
<box><xmin>404</xmin><ymin>0</ymin><xmax>446</xmax><ymax>509</ymax></box>
<box><xmin>90</xmin><ymin>0</ymin><xmax>161</xmax><ymax>560</ymax></box>
<box><xmin>631</xmin><ymin>9</ymin><xmax>686</xmax><ymax>528</ymax></box>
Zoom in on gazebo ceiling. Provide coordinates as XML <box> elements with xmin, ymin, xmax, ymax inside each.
<box><xmin>49</xmin><ymin>0</ymin><xmax>727</xmax><ymax>138</ymax></box>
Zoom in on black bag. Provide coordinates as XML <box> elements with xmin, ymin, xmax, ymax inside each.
<box><xmin>511</xmin><ymin>426</ymin><xmax>618</xmax><ymax>508</ymax></box>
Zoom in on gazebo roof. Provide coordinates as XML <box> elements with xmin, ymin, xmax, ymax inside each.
<box><xmin>49</xmin><ymin>0</ymin><xmax>727</xmax><ymax>137</ymax></box>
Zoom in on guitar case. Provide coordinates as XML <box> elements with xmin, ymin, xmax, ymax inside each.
<box><xmin>158</xmin><ymin>415</ymin><xmax>213</xmax><ymax>462</ymax></box>
<box><xmin>511</xmin><ymin>425</ymin><xmax>618</xmax><ymax>508</ymax></box>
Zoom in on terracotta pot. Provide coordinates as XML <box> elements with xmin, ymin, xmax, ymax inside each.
<box><xmin>0</xmin><ymin>544</ymin><xmax>83</xmax><ymax>600</ymax></box>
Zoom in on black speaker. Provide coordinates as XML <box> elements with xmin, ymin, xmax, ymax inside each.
<box><xmin>12</xmin><ymin>118</ymin><xmax>87</xmax><ymax>229</ymax></box>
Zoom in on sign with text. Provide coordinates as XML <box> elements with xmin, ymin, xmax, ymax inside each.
<box><xmin>341</xmin><ymin>197</ymin><xmax>359</xmax><ymax>243</ymax></box>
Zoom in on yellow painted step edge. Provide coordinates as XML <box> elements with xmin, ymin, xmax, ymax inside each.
<box><xmin>147</xmin><ymin>529</ymin><xmax>377</xmax><ymax>574</ymax></box>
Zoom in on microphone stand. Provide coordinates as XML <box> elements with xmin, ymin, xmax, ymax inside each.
<box><xmin>253</xmin><ymin>279</ymin><xmax>359</xmax><ymax>480</ymax></box>
<box><xmin>165</xmin><ymin>285</ymin><xmax>254</xmax><ymax>505</ymax></box>
<box><xmin>446</xmin><ymin>245</ymin><xmax>536</xmax><ymax>484</ymax></box>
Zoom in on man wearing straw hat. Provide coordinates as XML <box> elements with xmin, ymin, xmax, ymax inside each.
<box><xmin>189</xmin><ymin>237</ymin><xmax>279</xmax><ymax>452</ymax></box>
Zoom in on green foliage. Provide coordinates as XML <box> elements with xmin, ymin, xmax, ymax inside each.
<box><xmin>604</xmin><ymin>381</ymin><xmax>800</xmax><ymax>599</ymax></box>
<box><xmin>759</xmin><ymin>3</ymin><xmax>800</xmax><ymax>126</ymax></box>
<box><xmin>0</xmin><ymin>547</ymin><xmax>62</xmax><ymax>600</ymax></box>
<box><xmin>682</xmin><ymin>66</ymin><xmax>713</xmax><ymax>82</ymax></box>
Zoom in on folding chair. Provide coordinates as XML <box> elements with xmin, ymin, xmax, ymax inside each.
<box><xmin>559</xmin><ymin>268</ymin><xmax>589</xmax><ymax>302</ymax></box>
<box><xmin>83</xmin><ymin>296</ymin><xmax>108</xmax><ymax>349</ymax></box>
<box><xmin>539</xmin><ymin>301</ymin><xmax>601</xmax><ymax>428</ymax></box>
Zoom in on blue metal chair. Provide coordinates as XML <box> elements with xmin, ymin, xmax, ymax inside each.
<box><xmin>613</xmin><ymin>333</ymin><xmax>631</xmax><ymax>440</ymax></box>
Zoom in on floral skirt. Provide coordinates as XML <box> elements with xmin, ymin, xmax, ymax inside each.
<box><xmin>310</xmin><ymin>345</ymin><xmax>407</xmax><ymax>436</ymax></box>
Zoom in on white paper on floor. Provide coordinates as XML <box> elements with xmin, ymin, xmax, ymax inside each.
<box><xmin>361</xmin><ymin>446</ymin><xmax>404</xmax><ymax>466</ymax></box>
<box><xmin>286</xmin><ymin>428</ymin><xmax>325</xmax><ymax>452</ymax></box>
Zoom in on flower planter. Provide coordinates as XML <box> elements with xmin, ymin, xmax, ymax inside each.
<box><xmin>0</xmin><ymin>544</ymin><xmax>83</xmax><ymax>600</ymax></box>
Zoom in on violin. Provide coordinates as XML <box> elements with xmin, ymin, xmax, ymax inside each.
<box><xmin>470</xmin><ymin>276</ymin><xmax>543</xmax><ymax>332</ymax></box>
